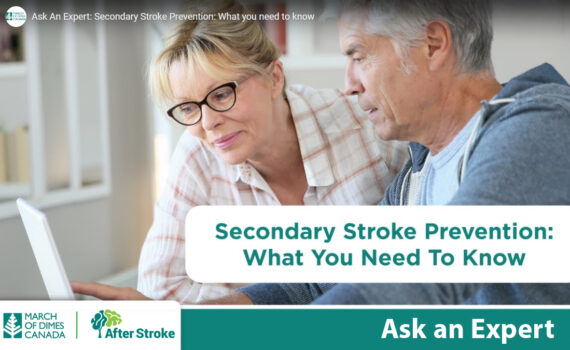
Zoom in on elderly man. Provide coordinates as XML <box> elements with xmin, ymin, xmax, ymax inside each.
<box><xmin>340</xmin><ymin>0</ymin><xmax>570</xmax><ymax>207</ymax></box>
<box><xmin>73</xmin><ymin>0</ymin><xmax>570</xmax><ymax>304</ymax></box>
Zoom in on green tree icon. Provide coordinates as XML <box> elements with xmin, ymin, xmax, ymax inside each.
<box><xmin>104</xmin><ymin>310</ymin><xmax>122</xmax><ymax>327</ymax></box>
<box><xmin>4</xmin><ymin>313</ymin><xmax>22</xmax><ymax>338</ymax></box>
<box><xmin>91</xmin><ymin>310</ymin><xmax>108</xmax><ymax>338</ymax></box>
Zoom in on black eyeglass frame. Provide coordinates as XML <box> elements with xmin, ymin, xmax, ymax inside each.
<box><xmin>166</xmin><ymin>81</ymin><xmax>238</xmax><ymax>126</ymax></box>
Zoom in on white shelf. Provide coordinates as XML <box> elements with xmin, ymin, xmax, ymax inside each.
<box><xmin>0</xmin><ymin>62</ymin><xmax>27</xmax><ymax>78</ymax></box>
<box><xmin>0</xmin><ymin>182</ymin><xmax>31</xmax><ymax>200</ymax></box>
<box><xmin>0</xmin><ymin>183</ymin><xmax>110</xmax><ymax>220</ymax></box>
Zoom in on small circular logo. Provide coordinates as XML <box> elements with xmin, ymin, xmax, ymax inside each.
<box><xmin>5</xmin><ymin>6</ymin><xmax>27</xmax><ymax>27</ymax></box>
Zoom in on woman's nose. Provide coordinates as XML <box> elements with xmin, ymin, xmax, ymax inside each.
<box><xmin>200</xmin><ymin>105</ymin><xmax>223</xmax><ymax>130</ymax></box>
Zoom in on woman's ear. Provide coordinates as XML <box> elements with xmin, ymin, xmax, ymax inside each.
<box><xmin>269</xmin><ymin>60</ymin><xmax>285</xmax><ymax>99</ymax></box>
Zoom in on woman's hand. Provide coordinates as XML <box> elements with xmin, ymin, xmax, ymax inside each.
<box><xmin>71</xmin><ymin>281</ymin><xmax>150</xmax><ymax>300</ymax></box>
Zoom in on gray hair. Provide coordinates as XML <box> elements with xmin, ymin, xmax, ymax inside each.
<box><xmin>342</xmin><ymin>0</ymin><xmax>494</xmax><ymax>74</ymax></box>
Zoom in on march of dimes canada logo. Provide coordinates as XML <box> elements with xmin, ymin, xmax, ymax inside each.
<box><xmin>3</xmin><ymin>312</ymin><xmax>65</xmax><ymax>339</ymax></box>
<box><xmin>3</xmin><ymin>313</ymin><xmax>22</xmax><ymax>338</ymax></box>
<box><xmin>90</xmin><ymin>309</ymin><xmax>175</xmax><ymax>339</ymax></box>
<box><xmin>5</xmin><ymin>6</ymin><xmax>27</xmax><ymax>27</ymax></box>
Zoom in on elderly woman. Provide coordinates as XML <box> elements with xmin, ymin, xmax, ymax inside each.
<box><xmin>72</xmin><ymin>0</ymin><xmax>407</xmax><ymax>302</ymax></box>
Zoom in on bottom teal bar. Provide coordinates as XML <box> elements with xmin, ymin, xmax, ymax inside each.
<box><xmin>181</xmin><ymin>308</ymin><xmax>570</xmax><ymax>349</ymax></box>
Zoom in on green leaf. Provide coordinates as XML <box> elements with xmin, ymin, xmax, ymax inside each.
<box><xmin>104</xmin><ymin>309</ymin><xmax>122</xmax><ymax>327</ymax></box>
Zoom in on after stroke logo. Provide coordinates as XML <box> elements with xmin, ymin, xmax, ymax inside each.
<box><xmin>91</xmin><ymin>309</ymin><xmax>122</xmax><ymax>338</ymax></box>
<box><xmin>3</xmin><ymin>313</ymin><xmax>22</xmax><ymax>338</ymax></box>
<box><xmin>90</xmin><ymin>308</ymin><xmax>175</xmax><ymax>339</ymax></box>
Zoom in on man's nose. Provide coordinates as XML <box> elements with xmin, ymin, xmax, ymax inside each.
<box><xmin>343</xmin><ymin>66</ymin><xmax>364</xmax><ymax>96</ymax></box>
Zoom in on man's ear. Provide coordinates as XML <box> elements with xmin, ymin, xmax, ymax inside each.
<box><xmin>423</xmin><ymin>20</ymin><xmax>453</xmax><ymax>71</ymax></box>
<box><xmin>269</xmin><ymin>60</ymin><xmax>285</xmax><ymax>99</ymax></box>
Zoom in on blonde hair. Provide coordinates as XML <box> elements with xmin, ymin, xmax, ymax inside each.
<box><xmin>149</xmin><ymin>0</ymin><xmax>282</xmax><ymax>109</ymax></box>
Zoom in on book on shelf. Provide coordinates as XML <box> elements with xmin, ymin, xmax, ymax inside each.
<box><xmin>15</xmin><ymin>124</ymin><xmax>30</xmax><ymax>182</ymax></box>
<box><xmin>4</xmin><ymin>124</ymin><xmax>30</xmax><ymax>183</ymax></box>
<box><xmin>0</xmin><ymin>21</ymin><xmax>23</xmax><ymax>62</ymax></box>
<box><xmin>248</xmin><ymin>3</ymin><xmax>287</xmax><ymax>55</ymax></box>
<box><xmin>0</xmin><ymin>130</ymin><xmax>7</xmax><ymax>183</ymax></box>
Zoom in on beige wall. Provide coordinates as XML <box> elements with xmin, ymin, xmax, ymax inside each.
<box><xmin>492</xmin><ymin>1</ymin><xmax>570</xmax><ymax>82</ymax></box>
<box><xmin>284</xmin><ymin>1</ymin><xmax>570</xmax><ymax>88</ymax></box>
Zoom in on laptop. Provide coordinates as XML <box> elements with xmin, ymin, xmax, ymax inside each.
<box><xmin>16</xmin><ymin>198</ymin><xmax>75</xmax><ymax>300</ymax></box>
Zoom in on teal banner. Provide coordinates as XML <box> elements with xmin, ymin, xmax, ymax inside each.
<box><xmin>181</xmin><ymin>308</ymin><xmax>570</xmax><ymax>349</ymax></box>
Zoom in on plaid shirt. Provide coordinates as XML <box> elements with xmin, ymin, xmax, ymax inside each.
<box><xmin>137</xmin><ymin>85</ymin><xmax>409</xmax><ymax>303</ymax></box>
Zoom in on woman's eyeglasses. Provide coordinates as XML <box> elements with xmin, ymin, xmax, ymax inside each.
<box><xmin>167</xmin><ymin>81</ymin><xmax>238</xmax><ymax>126</ymax></box>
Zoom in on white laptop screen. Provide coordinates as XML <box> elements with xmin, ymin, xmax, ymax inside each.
<box><xmin>16</xmin><ymin>198</ymin><xmax>74</xmax><ymax>300</ymax></box>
